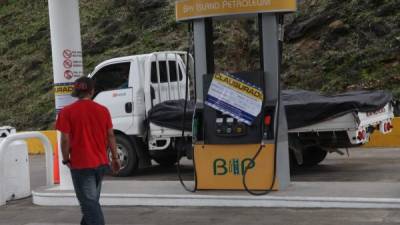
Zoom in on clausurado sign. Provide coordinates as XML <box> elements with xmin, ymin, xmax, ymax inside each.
<box><xmin>176</xmin><ymin>0</ymin><xmax>297</xmax><ymax>21</ymax></box>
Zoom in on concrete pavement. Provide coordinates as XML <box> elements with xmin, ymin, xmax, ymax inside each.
<box><xmin>2</xmin><ymin>197</ymin><xmax>400</xmax><ymax>225</ymax></box>
<box><xmin>2</xmin><ymin>147</ymin><xmax>400</xmax><ymax>224</ymax></box>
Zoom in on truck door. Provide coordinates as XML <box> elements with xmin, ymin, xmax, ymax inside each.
<box><xmin>144</xmin><ymin>53</ymin><xmax>187</xmax><ymax>112</ymax></box>
<box><xmin>91</xmin><ymin>61</ymin><xmax>134</xmax><ymax>132</ymax></box>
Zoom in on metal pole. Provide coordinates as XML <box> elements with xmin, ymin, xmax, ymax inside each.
<box><xmin>155</xmin><ymin>54</ymin><xmax>162</xmax><ymax>102</ymax></box>
<box><xmin>176</xmin><ymin>54</ymin><xmax>182</xmax><ymax>98</ymax></box>
<box><xmin>193</xmin><ymin>18</ymin><xmax>214</xmax><ymax>103</ymax></box>
<box><xmin>261</xmin><ymin>14</ymin><xmax>280</xmax><ymax>103</ymax></box>
<box><xmin>260</xmin><ymin>13</ymin><xmax>290</xmax><ymax>190</ymax></box>
<box><xmin>48</xmin><ymin>0</ymin><xmax>83</xmax><ymax>190</ymax></box>
<box><xmin>165</xmin><ymin>53</ymin><xmax>172</xmax><ymax>100</ymax></box>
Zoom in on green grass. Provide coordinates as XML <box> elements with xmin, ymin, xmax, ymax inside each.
<box><xmin>0</xmin><ymin>0</ymin><xmax>399</xmax><ymax>130</ymax></box>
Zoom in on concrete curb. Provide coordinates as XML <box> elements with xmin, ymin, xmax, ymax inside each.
<box><xmin>32</xmin><ymin>181</ymin><xmax>400</xmax><ymax>209</ymax></box>
<box><xmin>32</xmin><ymin>190</ymin><xmax>400</xmax><ymax>209</ymax></box>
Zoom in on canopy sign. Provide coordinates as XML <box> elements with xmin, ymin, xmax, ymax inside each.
<box><xmin>176</xmin><ymin>0</ymin><xmax>297</xmax><ymax>21</ymax></box>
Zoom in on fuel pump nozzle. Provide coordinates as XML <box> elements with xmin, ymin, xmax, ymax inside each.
<box><xmin>263</xmin><ymin>101</ymin><xmax>278</xmax><ymax>141</ymax></box>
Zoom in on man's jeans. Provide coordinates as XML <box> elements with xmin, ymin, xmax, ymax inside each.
<box><xmin>70</xmin><ymin>165</ymin><xmax>109</xmax><ymax>225</ymax></box>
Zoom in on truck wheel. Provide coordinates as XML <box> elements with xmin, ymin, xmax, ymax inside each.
<box><xmin>300</xmin><ymin>146</ymin><xmax>328</xmax><ymax>167</ymax></box>
<box><xmin>110</xmin><ymin>135</ymin><xmax>138</xmax><ymax>177</ymax></box>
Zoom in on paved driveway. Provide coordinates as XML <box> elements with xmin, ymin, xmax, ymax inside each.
<box><xmin>1</xmin><ymin>147</ymin><xmax>400</xmax><ymax>225</ymax></box>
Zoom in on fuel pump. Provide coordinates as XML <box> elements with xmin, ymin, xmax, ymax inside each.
<box><xmin>175</xmin><ymin>0</ymin><xmax>296</xmax><ymax>193</ymax></box>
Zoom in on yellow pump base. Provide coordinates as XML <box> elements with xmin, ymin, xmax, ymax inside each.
<box><xmin>194</xmin><ymin>144</ymin><xmax>279</xmax><ymax>190</ymax></box>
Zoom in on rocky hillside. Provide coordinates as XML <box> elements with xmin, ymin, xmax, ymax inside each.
<box><xmin>0</xmin><ymin>0</ymin><xmax>399</xmax><ymax>130</ymax></box>
<box><xmin>284</xmin><ymin>0</ymin><xmax>400</xmax><ymax>95</ymax></box>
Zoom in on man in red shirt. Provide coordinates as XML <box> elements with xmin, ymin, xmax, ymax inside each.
<box><xmin>56</xmin><ymin>77</ymin><xmax>121</xmax><ymax>225</ymax></box>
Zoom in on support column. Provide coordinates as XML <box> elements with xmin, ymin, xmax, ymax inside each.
<box><xmin>261</xmin><ymin>14</ymin><xmax>280</xmax><ymax>101</ymax></box>
<box><xmin>193</xmin><ymin>18</ymin><xmax>214</xmax><ymax>103</ymax></box>
<box><xmin>260</xmin><ymin>13</ymin><xmax>290</xmax><ymax>190</ymax></box>
<box><xmin>48</xmin><ymin>0</ymin><xmax>83</xmax><ymax>190</ymax></box>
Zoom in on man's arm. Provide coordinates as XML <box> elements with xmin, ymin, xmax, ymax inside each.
<box><xmin>60</xmin><ymin>132</ymin><xmax>71</xmax><ymax>167</ymax></box>
<box><xmin>107</xmin><ymin>128</ymin><xmax>118</xmax><ymax>159</ymax></box>
<box><xmin>108</xmin><ymin>128</ymin><xmax>121</xmax><ymax>174</ymax></box>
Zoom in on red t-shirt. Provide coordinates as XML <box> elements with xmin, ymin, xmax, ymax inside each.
<box><xmin>56</xmin><ymin>99</ymin><xmax>112</xmax><ymax>169</ymax></box>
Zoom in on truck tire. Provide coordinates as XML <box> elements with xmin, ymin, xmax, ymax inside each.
<box><xmin>110</xmin><ymin>135</ymin><xmax>139</xmax><ymax>177</ymax></box>
<box><xmin>300</xmin><ymin>146</ymin><xmax>328</xmax><ymax>167</ymax></box>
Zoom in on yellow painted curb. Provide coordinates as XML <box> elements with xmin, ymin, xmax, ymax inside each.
<box><xmin>25</xmin><ymin>130</ymin><xmax>58</xmax><ymax>154</ymax></box>
<box><xmin>364</xmin><ymin>117</ymin><xmax>400</xmax><ymax>148</ymax></box>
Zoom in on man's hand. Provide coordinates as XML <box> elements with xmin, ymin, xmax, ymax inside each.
<box><xmin>111</xmin><ymin>158</ymin><xmax>121</xmax><ymax>175</ymax></box>
<box><xmin>65</xmin><ymin>162</ymin><xmax>71</xmax><ymax>169</ymax></box>
<box><xmin>60</xmin><ymin>132</ymin><xmax>71</xmax><ymax>169</ymax></box>
<box><xmin>62</xmin><ymin>159</ymin><xmax>71</xmax><ymax>169</ymax></box>
<box><xmin>107</xmin><ymin>128</ymin><xmax>120</xmax><ymax>175</ymax></box>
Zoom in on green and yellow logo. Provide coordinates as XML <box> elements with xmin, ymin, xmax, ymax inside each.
<box><xmin>213</xmin><ymin>158</ymin><xmax>255</xmax><ymax>176</ymax></box>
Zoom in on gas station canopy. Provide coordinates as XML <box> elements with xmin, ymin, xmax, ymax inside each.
<box><xmin>176</xmin><ymin>0</ymin><xmax>297</xmax><ymax>21</ymax></box>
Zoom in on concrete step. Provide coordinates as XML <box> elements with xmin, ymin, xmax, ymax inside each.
<box><xmin>32</xmin><ymin>181</ymin><xmax>400</xmax><ymax>208</ymax></box>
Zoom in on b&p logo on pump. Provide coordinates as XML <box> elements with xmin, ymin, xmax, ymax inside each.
<box><xmin>213</xmin><ymin>158</ymin><xmax>255</xmax><ymax>176</ymax></box>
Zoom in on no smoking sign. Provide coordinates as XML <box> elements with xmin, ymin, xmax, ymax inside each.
<box><xmin>63</xmin><ymin>59</ymin><xmax>73</xmax><ymax>69</ymax></box>
<box><xmin>64</xmin><ymin>70</ymin><xmax>74</xmax><ymax>80</ymax></box>
<box><xmin>63</xmin><ymin>49</ymin><xmax>72</xmax><ymax>58</ymax></box>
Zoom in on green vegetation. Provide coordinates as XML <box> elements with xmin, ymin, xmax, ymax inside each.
<box><xmin>0</xmin><ymin>0</ymin><xmax>399</xmax><ymax>130</ymax></box>
<box><xmin>283</xmin><ymin>0</ymin><xmax>400</xmax><ymax>98</ymax></box>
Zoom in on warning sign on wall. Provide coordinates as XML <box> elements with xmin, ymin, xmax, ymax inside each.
<box><xmin>61</xmin><ymin>49</ymin><xmax>83</xmax><ymax>82</ymax></box>
<box><xmin>64</xmin><ymin>70</ymin><xmax>74</xmax><ymax>80</ymax></box>
<box><xmin>54</xmin><ymin>82</ymin><xmax>76</xmax><ymax>112</ymax></box>
<box><xmin>54</xmin><ymin>83</ymin><xmax>74</xmax><ymax>96</ymax></box>
<box><xmin>63</xmin><ymin>49</ymin><xmax>72</xmax><ymax>59</ymax></box>
<box><xmin>52</xmin><ymin>48</ymin><xmax>83</xmax><ymax>112</ymax></box>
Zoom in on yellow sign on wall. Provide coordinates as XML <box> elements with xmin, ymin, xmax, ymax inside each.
<box><xmin>194</xmin><ymin>144</ymin><xmax>279</xmax><ymax>190</ymax></box>
<box><xmin>364</xmin><ymin>117</ymin><xmax>400</xmax><ymax>148</ymax></box>
<box><xmin>176</xmin><ymin>0</ymin><xmax>297</xmax><ymax>21</ymax></box>
<box><xmin>54</xmin><ymin>83</ymin><xmax>74</xmax><ymax>96</ymax></box>
<box><xmin>26</xmin><ymin>130</ymin><xmax>58</xmax><ymax>154</ymax></box>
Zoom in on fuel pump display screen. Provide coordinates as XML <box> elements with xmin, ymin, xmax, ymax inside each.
<box><xmin>203</xmin><ymin>71</ymin><xmax>265</xmax><ymax>145</ymax></box>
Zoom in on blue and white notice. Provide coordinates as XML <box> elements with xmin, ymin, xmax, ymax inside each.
<box><xmin>205</xmin><ymin>73</ymin><xmax>264</xmax><ymax>125</ymax></box>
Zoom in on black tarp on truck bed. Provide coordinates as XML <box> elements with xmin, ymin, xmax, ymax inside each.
<box><xmin>147</xmin><ymin>90</ymin><xmax>392</xmax><ymax>131</ymax></box>
<box><xmin>283</xmin><ymin>90</ymin><xmax>392</xmax><ymax>129</ymax></box>
<box><xmin>147</xmin><ymin>99</ymin><xmax>195</xmax><ymax>131</ymax></box>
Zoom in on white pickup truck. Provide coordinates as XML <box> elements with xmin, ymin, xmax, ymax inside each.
<box><xmin>88</xmin><ymin>51</ymin><xmax>395</xmax><ymax>176</ymax></box>
<box><xmin>285</xmin><ymin>92</ymin><xmax>394</xmax><ymax>167</ymax></box>
<box><xmin>89</xmin><ymin>51</ymin><xmax>193</xmax><ymax>176</ymax></box>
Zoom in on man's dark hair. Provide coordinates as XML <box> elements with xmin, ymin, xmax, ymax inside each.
<box><xmin>71</xmin><ymin>77</ymin><xmax>95</xmax><ymax>99</ymax></box>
